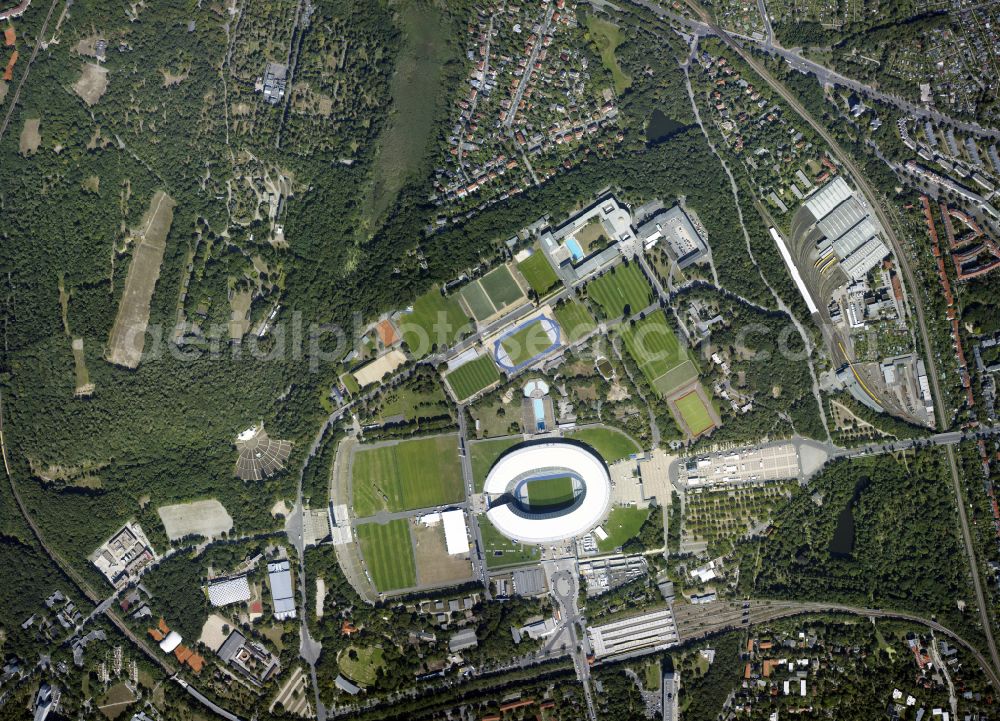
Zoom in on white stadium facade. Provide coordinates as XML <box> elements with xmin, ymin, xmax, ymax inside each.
<box><xmin>483</xmin><ymin>441</ymin><xmax>612</xmax><ymax>544</ymax></box>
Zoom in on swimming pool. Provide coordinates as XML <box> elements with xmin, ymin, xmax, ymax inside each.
<box><xmin>565</xmin><ymin>237</ymin><xmax>584</xmax><ymax>261</ymax></box>
<box><xmin>532</xmin><ymin>398</ymin><xmax>545</xmax><ymax>430</ymax></box>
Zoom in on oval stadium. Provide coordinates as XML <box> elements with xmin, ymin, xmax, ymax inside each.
<box><xmin>483</xmin><ymin>441</ymin><xmax>612</xmax><ymax>544</ymax></box>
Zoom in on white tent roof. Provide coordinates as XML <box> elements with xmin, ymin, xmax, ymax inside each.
<box><xmin>441</xmin><ymin>510</ymin><xmax>470</xmax><ymax>555</ymax></box>
<box><xmin>159</xmin><ymin>631</ymin><xmax>182</xmax><ymax>653</ymax></box>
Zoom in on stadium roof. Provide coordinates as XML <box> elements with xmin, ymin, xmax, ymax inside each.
<box><xmin>484</xmin><ymin>441</ymin><xmax>612</xmax><ymax>544</ymax></box>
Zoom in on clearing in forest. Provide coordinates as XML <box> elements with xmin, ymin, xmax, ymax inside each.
<box><xmin>73</xmin><ymin>62</ymin><xmax>109</xmax><ymax>105</ymax></box>
<box><xmin>106</xmin><ymin>191</ymin><xmax>176</xmax><ymax>368</ymax></box>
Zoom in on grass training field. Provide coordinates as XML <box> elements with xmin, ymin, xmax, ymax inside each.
<box><xmin>352</xmin><ymin>435</ymin><xmax>464</xmax><ymax>516</ymax></box>
<box><xmin>517</xmin><ymin>251</ymin><xmax>560</xmax><ymax>296</ymax></box>
<box><xmin>461</xmin><ymin>265</ymin><xmax>526</xmax><ymax>321</ymax></box>
<box><xmin>399</xmin><ymin>286</ymin><xmax>471</xmax><ymax>358</ymax></box>
<box><xmin>357</xmin><ymin>520</ymin><xmax>416</xmax><ymax>592</ymax></box>
<box><xmin>587</xmin><ymin>263</ymin><xmax>652</xmax><ymax>319</ymax></box>
<box><xmin>525</xmin><ymin>476</ymin><xmax>575</xmax><ymax>509</ymax></box>
<box><xmin>552</xmin><ymin>301</ymin><xmax>597</xmax><ymax>343</ymax></box>
<box><xmin>675</xmin><ymin>391</ymin><xmax>715</xmax><ymax>435</ymax></box>
<box><xmin>338</xmin><ymin>645</ymin><xmax>386</xmax><ymax>687</ymax></box>
<box><xmin>459</xmin><ymin>282</ymin><xmax>494</xmax><ymax>321</ymax></box>
<box><xmin>619</xmin><ymin>311</ymin><xmax>699</xmax><ymax>396</ymax></box>
<box><xmin>597</xmin><ymin>506</ymin><xmax>652</xmax><ymax>552</ymax></box>
<box><xmin>445</xmin><ymin>355</ymin><xmax>501</xmax><ymax>401</ymax></box>
<box><xmin>107</xmin><ymin>191</ymin><xmax>176</xmax><ymax>368</ymax></box>
<box><xmin>479</xmin><ymin>515</ymin><xmax>541</xmax><ymax>569</ymax></box>
<box><xmin>586</xmin><ymin>15</ymin><xmax>631</xmax><ymax>94</ymax></box>
<box><xmin>566</xmin><ymin>426</ymin><xmax>641</xmax><ymax>463</ymax></box>
<box><xmin>470</xmin><ymin>437</ymin><xmax>522</xmax><ymax>492</ymax></box>
<box><xmin>499</xmin><ymin>319</ymin><xmax>554</xmax><ymax>367</ymax></box>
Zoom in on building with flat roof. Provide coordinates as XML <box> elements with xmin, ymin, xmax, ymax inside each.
<box><xmin>805</xmin><ymin>177</ymin><xmax>889</xmax><ymax>282</ymax></box>
<box><xmin>587</xmin><ymin>608</ymin><xmax>678</xmax><ymax>658</ymax></box>
<box><xmin>635</xmin><ymin>205</ymin><xmax>708</xmax><ymax>268</ymax></box>
<box><xmin>449</xmin><ymin>628</ymin><xmax>479</xmax><ymax>652</ymax></box>
<box><xmin>206</xmin><ymin>576</ymin><xmax>252</xmax><ymax>607</ymax></box>
<box><xmin>217</xmin><ymin>630</ymin><xmax>280</xmax><ymax>686</ymax></box>
<box><xmin>483</xmin><ymin>440</ymin><xmax>612</xmax><ymax>544</ymax></box>
<box><xmin>441</xmin><ymin>509</ymin><xmax>470</xmax><ymax>555</ymax></box>
<box><xmin>267</xmin><ymin>560</ymin><xmax>296</xmax><ymax>620</ymax></box>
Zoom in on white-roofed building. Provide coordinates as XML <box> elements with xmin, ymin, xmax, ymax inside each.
<box><xmin>831</xmin><ymin>217</ymin><xmax>877</xmax><ymax>258</ymax></box>
<box><xmin>267</xmin><ymin>560</ymin><xmax>296</xmax><ymax>620</ymax></box>
<box><xmin>840</xmin><ymin>237</ymin><xmax>889</xmax><ymax>279</ymax></box>
<box><xmin>484</xmin><ymin>441</ymin><xmax>612</xmax><ymax>544</ymax></box>
<box><xmin>441</xmin><ymin>510</ymin><xmax>470</xmax><ymax>555</ymax></box>
<box><xmin>803</xmin><ymin>176</ymin><xmax>852</xmax><ymax>221</ymax></box>
<box><xmin>817</xmin><ymin>196</ymin><xmax>866</xmax><ymax>239</ymax></box>
<box><xmin>206</xmin><ymin>576</ymin><xmax>252</xmax><ymax>607</ymax></box>
<box><xmin>159</xmin><ymin>631</ymin><xmax>182</xmax><ymax>654</ymax></box>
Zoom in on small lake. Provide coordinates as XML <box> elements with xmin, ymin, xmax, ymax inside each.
<box><xmin>829</xmin><ymin>476</ymin><xmax>871</xmax><ymax>559</ymax></box>
<box><xmin>646</xmin><ymin>110</ymin><xmax>685</xmax><ymax>144</ymax></box>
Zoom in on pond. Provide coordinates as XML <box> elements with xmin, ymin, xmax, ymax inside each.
<box><xmin>829</xmin><ymin>475</ymin><xmax>871</xmax><ymax>559</ymax></box>
<box><xmin>646</xmin><ymin>110</ymin><xmax>685</xmax><ymax>144</ymax></box>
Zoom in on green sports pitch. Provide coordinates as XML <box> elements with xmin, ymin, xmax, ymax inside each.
<box><xmin>620</xmin><ymin>311</ymin><xmax>699</xmax><ymax>396</ymax></box>
<box><xmin>357</xmin><ymin>520</ymin><xmax>416</xmax><ymax>592</ymax></box>
<box><xmin>517</xmin><ymin>251</ymin><xmax>560</xmax><ymax>296</ymax></box>
<box><xmin>351</xmin><ymin>435</ymin><xmax>464</xmax><ymax>516</ymax></box>
<box><xmin>525</xmin><ymin>475</ymin><xmax>575</xmax><ymax>510</ymax></box>
<box><xmin>675</xmin><ymin>390</ymin><xmax>715</xmax><ymax>435</ymax></box>
<box><xmin>499</xmin><ymin>319</ymin><xmax>554</xmax><ymax>367</ymax></box>
<box><xmin>552</xmin><ymin>301</ymin><xmax>596</xmax><ymax>343</ymax></box>
<box><xmin>445</xmin><ymin>355</ymin><xmax>501</xmax><ymax>401</ymax></box>
<box><xmin>399</xmin><ymin>286</ymin><xmax>471</xmax><ymax>358</ymax></box>
<box><xmin>459</xmin><ymin>265</ymin><xmax>526</xmax><ymax>321</ymax></box>
<box><xmin>587</xmin><ymin>262</ymin><xmax>652</xmax><ymax>319</ymax></box>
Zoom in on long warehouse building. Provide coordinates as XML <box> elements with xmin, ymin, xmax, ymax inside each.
<box><xmin>588</xmin><ymin>608</ymin><xmax>679</xmax><ymax>658</ymax></box>
<box><xmin>806</xmin><ymin>177</ymin><xmax>889</xmax><ymax>281</ymax></box>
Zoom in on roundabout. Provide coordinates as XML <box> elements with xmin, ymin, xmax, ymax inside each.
<box><xmin>483</xmin><ymin>440</ymin><xmax>612</xmax><ymax>545</ymax></box>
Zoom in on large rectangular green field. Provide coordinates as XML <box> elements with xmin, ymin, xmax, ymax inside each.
<box><xmin>552</xmin><ymin>301</ymin><xmax>597</xmax><ymax>343</ymax></box>
<box><xmin>445</xmin><ymin>355</ymin><xmax>501</xmax><ymax>401</ymax></box>
<box><xmin>587</xmin><ymin>262</ymin><xmax>652</xmax><ymax>319</ymax></box>
<box><xmin>400</xmin><ymin>286</ymin><xmax>471</xmax><ymax>358</ymax></box>
<box><xmin>352</xmin><ymin>435</ymin><xmax>464</xmax><ymax>516</ymax></box>
<box><xmin>499</xmin><ymin>319</ymin><xmax>555</xmax><ymax>367</ymax></box>
<box><xmin>470</xmin><ymin>437</ymin><xmax>521</xmax><ymax>492</ymax></box>
<box><xmin>479</xmin><ymin>516</ymin><xmax>541</xmax><ymax>569</ymax></box>
<box><xmin>565</xmin><ymin>426</ymin><xmax>641</xmax><ymax>463</ymax></box>
<box><xmin>517</xmin><ymin>251</ymin><xmax>560</xmax><ymax>296</ymax></box>
<box><xmin>597</xmin><ymin>506</ymin><xmax>652</xmax><ymax>553</ymax></box>
<box><xmin>357</xmin><ymin>520</ymin><xmax>416</xmax><ymax>592</ymax></box>
<box><xmin>479</xmin><ymin>264</ymin><xmax>525</xmax><ymax>309</ymax></box>
<box><xmin>459</xmin><ymin>281</ymin><xmax>495</xmax><ymax>322</ymax></box>
<box><xmin>619</xmin><ymin>311</ymin><xmax>699</xmax><ymax>396</ymax></box>
<box><xmin>675</xmin><ymin>391</ymin><xmax>715</xmax><ymax>435</ymax></box>
<box><xmin>525</xmin><ymin>476</ymin><xmax>575</xmax><ymax>509</ymax></box>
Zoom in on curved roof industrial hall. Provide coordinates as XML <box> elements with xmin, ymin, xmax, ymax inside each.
<box><xmin>484</xmin><ymin>441</ymin><xmax>612</xmax><ymax>544</ymax></box>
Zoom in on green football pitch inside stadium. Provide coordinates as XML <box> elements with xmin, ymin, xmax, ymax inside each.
<box><xmin>525</xmin><ymin>475</ymin><xmax>575</xmax><ymax>509</ymax></box>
